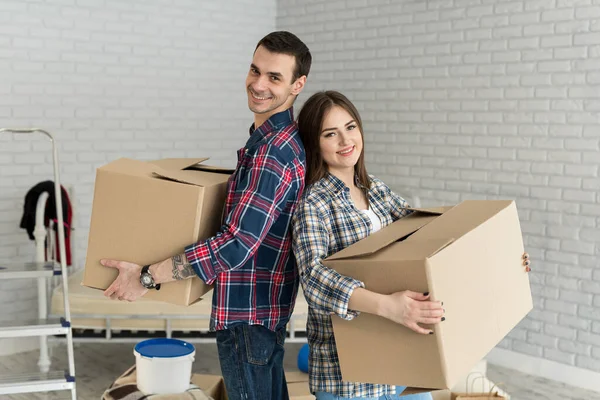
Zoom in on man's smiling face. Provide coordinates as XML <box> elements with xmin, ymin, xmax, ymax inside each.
<box><xmin>245</xmin><ymin>45</ymin><xmax>302</xmax><ymax>125</ymax></box>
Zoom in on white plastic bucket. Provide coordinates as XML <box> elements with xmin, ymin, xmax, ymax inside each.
<box><xmin>134</xmin><ymin>338</ymin><xmax>196</xmax><ymax>395</ymax></box>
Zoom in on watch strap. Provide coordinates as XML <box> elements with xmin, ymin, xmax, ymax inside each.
<box><xmin>141</xmin><ymin>264</ymin><xmax>161</xmax><ymax>290</ymax></box>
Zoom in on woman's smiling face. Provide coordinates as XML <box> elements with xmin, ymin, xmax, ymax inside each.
<box><xmin>319</xmin><ymin>105</ymin><xmax>363</xmax><ymax>176</ymax></box>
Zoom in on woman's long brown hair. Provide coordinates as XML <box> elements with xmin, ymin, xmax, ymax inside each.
<box><xmin>297</xmin><ymin>90</ymin><xmax>370</xmax><ymax>191</ymax></box>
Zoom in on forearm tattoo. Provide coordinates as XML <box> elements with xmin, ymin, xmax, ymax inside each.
<box><xmin>172</xmin><ymin>254</ymin><xmax>195</xmax><ymax>280</ymax></box>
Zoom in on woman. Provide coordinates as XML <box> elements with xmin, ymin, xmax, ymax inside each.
<box><xmin>292</xmin><ymin>91</ymin><xmax>531</xmax><ymax>400</ymax></box>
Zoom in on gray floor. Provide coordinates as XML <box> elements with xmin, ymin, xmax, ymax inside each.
<box><xmin>0</xmin><ymin>341</ymin><xmax>599</xmax><ymax>399</ymax></box>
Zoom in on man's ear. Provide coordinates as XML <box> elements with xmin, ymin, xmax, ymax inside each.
<box><xmin>291</xmin><ymin>75</ymin><xmax>307</xmax><ymax>96</ymax></box>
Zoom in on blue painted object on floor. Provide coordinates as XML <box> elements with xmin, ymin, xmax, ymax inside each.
<box><xmin>297</xmin><ymin>343</ymin><xmax>309</xmax><ymax>373</ymax></box>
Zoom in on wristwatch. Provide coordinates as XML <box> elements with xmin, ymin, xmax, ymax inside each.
<box><xmin>140</xmin><ymin>265</ymin><xmax>161</xmax><ymax>290</ymax></box>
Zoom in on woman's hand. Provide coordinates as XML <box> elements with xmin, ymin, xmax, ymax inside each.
<box><xmin>379</xmin><ymin>291</ymin><xmax>444</xmax><ymax>335</ymax></box>
<box><xmin>523</xmin><ymin>252</ymin><xmax>531</xmax><ymax>272</ymax></box>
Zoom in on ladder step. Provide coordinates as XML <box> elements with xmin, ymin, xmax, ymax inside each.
<box><xmin>0</xmin><ymin>371</ymin><xmax>74</xmax><ymax>395</ymax></box>
<box><xmin>0</xmin><ymin>318</ymin><xmax>70</xmax><ymax>338</ymax></box>
<box><xmin>0</xmin><ymin>261</ymin><xmax>59</xmax><ymax>279</ymax></box>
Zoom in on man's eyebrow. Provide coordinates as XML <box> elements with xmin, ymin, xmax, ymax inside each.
<box><xmin>250</xmin><ymin>64</ymin><xmax>283</xmax><ymax>79</ymax></box>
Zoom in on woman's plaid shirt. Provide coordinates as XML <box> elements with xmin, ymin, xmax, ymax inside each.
<box><xmin>292</xmin><ymin>173</ymin><xmax>411</xmax><ymax>397</ymax></box>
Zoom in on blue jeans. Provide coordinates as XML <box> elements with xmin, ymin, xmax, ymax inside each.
<box><xmin>315</xmin><ymin>386</ymin><xmax>433</xmax><ymax>400</ymax></box>
<box><xmin>216</xmin><ymin>324</ymin><xmax>288</xmax><ymax>400</ymax></box>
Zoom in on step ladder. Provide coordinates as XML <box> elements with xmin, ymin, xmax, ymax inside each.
<box><xmin>0</xmin><ymin>128</ymin><xmax>76</xmax><ymax>399</ymax></box>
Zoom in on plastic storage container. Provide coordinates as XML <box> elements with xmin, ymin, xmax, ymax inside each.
<box><xmin>134</xmin><ymin>338</ymin><xmax>196</xmax><ymax>395</ymax></box>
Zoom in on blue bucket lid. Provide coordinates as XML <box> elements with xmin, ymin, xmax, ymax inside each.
<box><xmin>134</xmin><ymin>338</ymin><xmax>195</xmax><ymax>358</ymax></box>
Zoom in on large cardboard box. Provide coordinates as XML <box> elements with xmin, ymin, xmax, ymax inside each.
<box><xmin>324</xmin><ymin>200</ymin><xmax>532</xmax><ymax>390</ymax></box>
<box><xmin>192</xmin><ymin>371</ymin><xmax>313</xmax><ymax>400</ymax></box>
<box><xmin>285</xmin><ymin>371</ymin><xmax>440</xmax><ymax>399</ymax></box>
<box><xmin>428</xmin><ymin>361</ymin><xmax>508</xmax><ymax>400</ymax></box>
<box><xmin>191</xmin><ymin>374</ymin><xmax>228</xmax><ymax>400</ymax></box>
<box><xmin>82</xmin><ymin>158</ymin><xmax>233</xmax><ymax>305</ymax></box>
<box><xmin>286</xmin><ymin>371</ymin><xmax>315</xmax><ymax>400</ymax></box>
<box><xmin>191</xmin><ymin>371</ymin><xmax>452</xmax><ymax>399</ymax></box>
<box><xmin>431</xmin><ymin>390</ymin><xmax>452</xmax><ymax>400</ymax></box>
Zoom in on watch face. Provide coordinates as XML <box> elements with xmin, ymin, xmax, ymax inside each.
<box><xmin>141</xmin><ymin>274</ymin><xmax>152</xmax><ymax>286</ymax></box>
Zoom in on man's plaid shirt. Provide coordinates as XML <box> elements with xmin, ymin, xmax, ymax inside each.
<box><xmin>292</xmin><ymin>173</ymin><xmax>411</xmax><ymax>397</ymax></box>
<box><xmin>185</xmin><ymin>108</ymin><xmax>305</xmax><ymax>332</ymax></box>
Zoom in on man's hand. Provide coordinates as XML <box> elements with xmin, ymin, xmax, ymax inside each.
<box><xmin>101</xmin><ymin>259</ymin><xmax>148</xmax><ymax>302</ymax></box>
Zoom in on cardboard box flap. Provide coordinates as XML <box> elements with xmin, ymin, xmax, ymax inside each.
<box><xmin>407</xmin><ymin>206</ymin><xmax>455</xmax><ymax>215</ymax></box>
<box><xmin>372</xmin><ymin>237</ymin><xmax>456</xmax><ymax>261</ymax></box>
<box><xmin>99</xmin><ymin>158</ymin><xmax>158</xmax><ymax>177</ymax></box>
<box><xmin>150</xmin><ymin>158</ymin><xmax>232</xmax><ymax>187</ymax></box>
<box><xmin>151</xmin><ymin>168</ymin><xmax>230</xmax><ymax>187</ymax></box>
<box><xmin>150</xmin><ymin>158</ymin><xmax>234</xmax><ymax>174</ymax></box>
<box><xmin>327</xmin><ymin>212</ymin><xmax>440</xmax><ymax>261</ymax></box>
<box><xmin>401</xmin><ymin>387</ymin><xmax>440</xmax><ymax>397</ymax></box>
<box><xmin>149</xmin><ymin>158</ymin><xmax>209</xmax><ymax>171</ymax></box>
<box><xmin>408</xmin><ymin>200</ymin><xmax>515</xmax><ymax>244</ymax></box>
<box><xmin>189</xmin><ymin>164</ymin><xmax>236</xmax><ymax>174</ymax></box>
<box><xmin>151</xmin><ymin>170</ymin><xmax>206</xmax><ymax>186</ymax></box>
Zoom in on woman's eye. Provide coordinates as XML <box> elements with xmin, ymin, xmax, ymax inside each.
<box><xmin>325</xmin><ymin>132</ymin><xmax>336</xmax><ymax>138</ymax></box>
<box><xmin>347</xmin><ymin>124</ymin><xmax>357</xmax><ymax>131</ymax></box>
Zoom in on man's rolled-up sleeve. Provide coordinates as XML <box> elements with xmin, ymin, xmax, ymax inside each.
<box><xmin>185</xmin><ymin>145</ymin><xmax>293</xmax><ymax>284</ymax></box>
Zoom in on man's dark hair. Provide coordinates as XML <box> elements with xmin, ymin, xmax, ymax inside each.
<box><xmin>255</xmin><ymin>31</ymin><xmax>312</xmax><ymax>83</ymax></box>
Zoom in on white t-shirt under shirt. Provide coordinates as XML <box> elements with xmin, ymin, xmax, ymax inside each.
<box><xmin>361</xmin><ymin>207</ymin><xmax>382</xmax><ymax>233</ymax></box>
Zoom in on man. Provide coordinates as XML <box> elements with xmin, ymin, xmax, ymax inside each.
<box><xmin>101</xmin><ymin>31</ymin><xmax>312</xmax><ymax>400</ymax></box>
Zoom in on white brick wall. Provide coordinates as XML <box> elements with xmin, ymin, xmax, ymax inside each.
<box><xmin>2</xmin><ymin>0</ymin><xmax>599</xmax><ymax>383</ymax></box>
<box><xmin>0</xmin><ymin>0</ymin><xmax>275</xmax><ymax>327</ymax></box>
<box><xmin>278</xmin><ymin>0</ymin><xmax>600</xmax><ymax>375</ymax></box>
